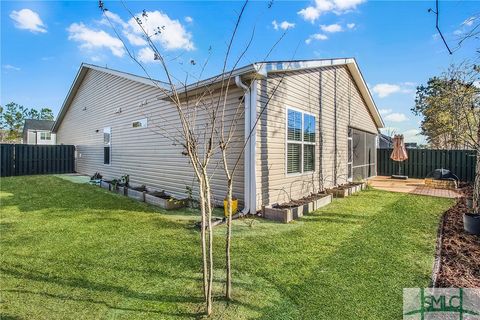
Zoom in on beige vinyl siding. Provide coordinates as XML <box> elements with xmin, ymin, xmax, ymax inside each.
<box><xmin>56</xmin><ymin>69</ymin><xmax>245</xmax><ymax>204</ymax></box>
<box><xmin>255</xmin><ymin>65</ymin><xmax>378</xmax><ymax>208</ymax></box>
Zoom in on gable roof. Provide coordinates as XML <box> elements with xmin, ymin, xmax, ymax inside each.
<box><xmin>52</xmin><ymin>58</ymin><xmax>384</xmax><ymax>132</ymax></box>
<box><xmin>23</xmin><ymin>119</ymin><xmax>55</xmax><ymax>131</ymax></box>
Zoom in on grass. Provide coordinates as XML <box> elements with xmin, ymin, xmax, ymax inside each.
<box><xmin>0</xmin><ymin>175</ymin><xmax>454</xmax><ymax>319</ymax></box>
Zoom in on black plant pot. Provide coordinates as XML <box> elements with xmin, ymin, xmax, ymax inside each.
<box><xmin>466</xmin><ymin>198</ymin><xmax>473</xmax><ymax>209</ymax></box>
<box><xmin>463</xmin><ymin>213</ymin><xmax>480</xmax><ymax>235</ymax></box>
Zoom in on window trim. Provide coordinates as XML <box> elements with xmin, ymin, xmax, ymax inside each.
<box><xmin>39</xmin><ymin>131</ymin><xmax>52</xmax><ymax>141</ymax></box>
<box><xmin>103</xmin><ymin>127</ymin><xmax>112</xmax><ymax>166</ymax></box>
<box><xmin>285</xmin><ymin>107</ymin><xmax>316</xmax><ymax>176</ymax></box>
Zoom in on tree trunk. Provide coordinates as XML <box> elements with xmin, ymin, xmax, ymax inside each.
<box><xmin>225</xmin><ymin>179</ymin><xmax>233</xmax><ymax>300</ymax></box>
<box><xmin>203</xmin><ymin>169</ymin><xmax>214</xmax><ymax>316</ymax></box>
<box><xmin>473</xmin><ymin>124</ymin><xmax>480</xmax><ymax>214</ymax></box>
<box><xmin>197</xmin><ymin>177</ymin><xmax>209</xmax><ymax>301</ymax></box>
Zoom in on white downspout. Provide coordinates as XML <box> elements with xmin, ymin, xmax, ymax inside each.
<box><xmin>235</xmin><ymin>75</ymin><xmax>250</xmax><ymax>214</ymax></box>
<box><xmin>249</xmin><ymin>80</ymin><xmax>258</xmax><ymax>213</ymax></box>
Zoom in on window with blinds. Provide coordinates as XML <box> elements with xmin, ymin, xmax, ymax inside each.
<box><xmin>287</xmin><ymin>109</ymin><xmax>316</xmax><ymax>174</ymax></box>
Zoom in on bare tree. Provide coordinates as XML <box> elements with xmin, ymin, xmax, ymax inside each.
<box><xmin>98</xmin><ymin>0</ymin><xmax>298</xmax><ymax>313</ymax></box>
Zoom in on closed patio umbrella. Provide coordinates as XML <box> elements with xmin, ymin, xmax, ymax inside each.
<box><xmin>390</xmin><ymin>134</ymin><xmax>408</xmax><ymax>179</ymax></box>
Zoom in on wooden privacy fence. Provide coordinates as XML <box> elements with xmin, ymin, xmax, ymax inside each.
<box><xmin>1</xmin><ymin>144</ymin><xmax>75</xmax><ymax>177</ymax></box>
<box><xmin>377</xmin><ymin>148</ymin><xmax>477</xmax><ymax>182</ymax></box>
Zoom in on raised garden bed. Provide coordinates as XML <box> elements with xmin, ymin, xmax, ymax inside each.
<box><xmin>145</xmin><ymin>191</ymin><xmax>186</xmax><ymax>210</ymax></box>
<box><xmin>100</xmin><ymin>180</ymin><xmax>111</xmax><ymax>191</ymax></box>
<box><xmin>117</xmin><ymin>185</ymin><xmax>127</xmax><ymax>196</ymax></box>
<box><xmin>425</xmin><ymin>178</ymin><xmax>458</xmax><ymax>190</ymax></box>
<box><xmin>349</xmin><ymin>182</ymin><xmax>366</xmax><ymax>194</ymax></box>
<box><xmin>327</xmin><ymin>187</ymin><xmax>349</xmax><ymax>198</ymax></box>
<box><xmin>262</xmin><ymin>193</ymin><xmax>332</xmax><ymax>223</ymax></box>
<box><xmin>98</xmin><ymin>179</ymin><xmax>187</xmax><ymax>210</ymax></box>
<box><xmin>327</xmin><ymin>182</ymin><xmax>366</xmax><ymax>198</ymax></box>
<box><xmin>127</xmin><ymin>186</ymin><xmax>146</xmax><ymax>202</ymax></box>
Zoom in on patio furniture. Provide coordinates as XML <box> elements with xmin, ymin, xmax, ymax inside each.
<box><xmin>390</xmin><ymin>134</ymin><xmax>408</xmax><ymax>179</ymax></box>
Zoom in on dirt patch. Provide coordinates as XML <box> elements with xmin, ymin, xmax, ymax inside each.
<box><xmin>436</xmin><ymin>194</ymin><xmax>480</xmax><ymax>288</ymax></box>
<box><xmin>274</xmin><ymin>192</ymin><xmax>329</xmax><ymax>209</ymax></box>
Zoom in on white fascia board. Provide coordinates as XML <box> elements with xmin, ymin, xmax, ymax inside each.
<box><xmin>52</xmin><ymin>63</ymin><xmax>169</xmax><ymax>132</ymax></box>
<box><xmin>345</xmin><ymin>61</ymin><xmax>385</xmax><ymax>128</ymax></box>
<box><xmin>83</xmin><ymin>64</ymin><xmax>168</xmax><ymax>88</ymax></box>
<box><xmin>255</xmin><ymin>58</ymin><xmax>354</xmax><ymax>75</ymax></box>
<box><xmin>52</xmin><ymin>64</ymin><xmax>87</xmax><ymax>132</ymax></box>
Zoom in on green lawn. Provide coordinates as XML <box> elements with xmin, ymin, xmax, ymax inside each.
<box><xmin>0</xmin><ymin>176</ymin><xmax>453</xmax><ymax>319</ymax></box>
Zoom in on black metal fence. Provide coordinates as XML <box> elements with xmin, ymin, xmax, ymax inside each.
<box><xmin>1</xmin><ymin>144</ymin><xmax>75</xmax><ymax>177</ymax></box>
<box><xmin>377</xmin><ymin>148</ymin><xmax>477</xmax><ymax>182</ymax></box>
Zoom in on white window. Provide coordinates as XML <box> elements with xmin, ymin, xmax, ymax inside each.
<box><xmin>132</xmin><ymin>118</ymin><xmax>148</xmax><ymax>128</ymax></box>
<box><xmin>103</xmin><ymin>127</ymin><xmax>111</xmax><ymax>165</ymax></box>
<box><xmin>286</xmin><ymin>108</ymin><xmax>316</xmax><ymax>174</ymax></box>
<box><xmin>40</xmin><ymin>132</ymin><xmax>52</xmax><ymax>140</ymax></box>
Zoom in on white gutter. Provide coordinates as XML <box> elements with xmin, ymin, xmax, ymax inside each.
<box><xmin>235</xmin><ymin>76</ymin><xmax>251</xmax><ymax>214</ymax></box>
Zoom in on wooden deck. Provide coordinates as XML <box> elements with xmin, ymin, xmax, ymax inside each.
<box><xmin>368</xmin><ymin>176</ymin><xmax>461</xmax><ymax>199</ymax></box>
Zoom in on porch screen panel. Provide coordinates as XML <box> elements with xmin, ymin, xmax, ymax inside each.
<box><xmin>351</xmin><ymin>128</ymin><xmax>377</xmax><ymax>180</ymax></box>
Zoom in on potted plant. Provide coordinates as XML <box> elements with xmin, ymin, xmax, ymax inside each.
<box><xmin>109</xmin><ymin>179</ymin><xmax>120</xmax><ymax>192</ymax></box>
<box><xmin>463</xmin><ymin>153</ymin><xmax>480</xmax><ymax>235</ymax></box>
<box><xmin>114</xmin><ymin>174</ymin><xmax>129</xmax><ymax>196</ymax></box>
<box><xmin>463</xmin><ymin>112</ymin><xmax>480</xmax><ymax>235</ymax></box>
<box><xmin>464</xmin><ymin>196</ymin><xmax>480</xmax><ymax>235</ymax></box>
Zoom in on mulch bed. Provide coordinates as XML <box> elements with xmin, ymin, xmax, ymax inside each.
<box><xmin>435</xmin><ymin>184</ymin><xmax>480</xmax><ymax>287</ymax></box>
<box><xmin>274</xmin><ymin>192</ymin><xmax>329</xmax><ymax>209</ymax></box>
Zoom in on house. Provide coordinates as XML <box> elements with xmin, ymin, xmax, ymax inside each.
<box><xmin>23</xmin><ymin>119</ymin><xmax>56</xmax><ymax>145</ymax></box>
<box><xmin>405</xmin><ymin>142</ymin><xmax>418</xmax><ymax>149</ymax></box>
<box><xmin>379</xmin><ymin>133</ymin><xmax>418</xmax><ymax>149</ymax></box>
<box><xmin>52</xmin><ymin>58</ymin><xmax>384</xmax><ymax>212</ymax></box>
<box><xmin>379</xmin><ymin>133</ymin><xmax>393</xmax><ymax>149</ymax></box>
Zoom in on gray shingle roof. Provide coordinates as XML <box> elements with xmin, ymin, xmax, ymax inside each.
<box><xmin>23</xmin><ymin>119</ymin><xmax>55</xmax><ymax>131</ymax></box>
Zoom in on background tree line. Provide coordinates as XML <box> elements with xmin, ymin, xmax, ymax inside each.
<box><xmin>0</xmin><ymin>102</ymin><xmax>54</xmax><ymax>142</ymax></box>
<box><xmin>412</xmin><ymin>63</ymin><xmax>479</xmax><ymax>150</ymax></box>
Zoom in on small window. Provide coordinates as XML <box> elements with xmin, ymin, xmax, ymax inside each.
<box><xmin>40</xmin><ymin>132</ymin><xmax>51</xmax><ymax>140</ymax></box>
<box><xmin>103</xmin><ymin>127</ymin><xmax>111</xmax><ymax>165</ymax></box>
<box><xmin>286</xmin><ymin>109</ymin><xmax>316</xmax><ymax>174</ymax></box>
<box><xmin>132</xmin><ymin>118</ymin><xmax>148</xmax><ymax>128</ymax></box>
